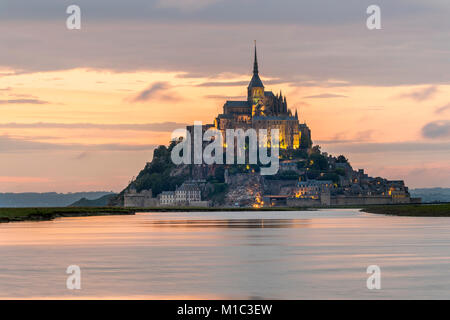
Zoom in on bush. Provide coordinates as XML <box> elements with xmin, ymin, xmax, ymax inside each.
<box><xmin>214</xmin><ymin>166</ymin><xmax>225</xmax><ymax>183</ymax></box>
<box><xmin>308</xmin><ymin>153</ymin><xmax>328</xmax><ymax>170</ymax></box>
<box><xmin>306</xmin><ymin>169</ymin><xmax>320</xmax><ymax>180</ymax></box>
<box><xmin>209</xmin><ymin>183</ymin><xmax>228</xmax><ymax>204</ymax></box>
<box><xmin>318</xmin><ymin>173</ymin><xmax>339</xmax><ymax>183</ymax></box>
<box><xmin>336</xmin><ymin>155</ymin><xmax>348</xmax><ymax>163</ymax></box>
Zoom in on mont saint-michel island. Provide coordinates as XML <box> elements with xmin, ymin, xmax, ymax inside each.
<box><xmin>110</xmin><ymin>46</ymin><xmax>421</xmax><ymax>209</ymax></box>
<box><xmin>3</xmin><ymin>1</ymin><xmax>450</xmax><ymax>304</ymax></box>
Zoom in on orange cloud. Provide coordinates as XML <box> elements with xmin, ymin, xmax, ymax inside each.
<box><xmin>0</xmin><ymin>176</ymin><xmax>50</xmax><ymax>183</ymax></box>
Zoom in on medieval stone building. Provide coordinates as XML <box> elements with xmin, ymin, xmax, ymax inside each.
<box><xmin>212</xmin><ymin>44</ymin><xmax>311</xmax><ymax>149</ymax></box>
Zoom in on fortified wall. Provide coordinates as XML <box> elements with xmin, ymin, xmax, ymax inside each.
<box><xmin>124</xmin><ymin>189</ymin><xmax>158</xmax><ymax>207</ymax></box>
<box><xmin>330</xmin><ymin>195</ymin><xmax>412</xmax><ymax>206</ymax></box>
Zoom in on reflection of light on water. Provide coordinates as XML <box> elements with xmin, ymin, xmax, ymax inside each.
<box><xmin>1</xmin><ymin>209</ymin><xmax>450</xmax><ymax>299</ymax></box>
<box><xmin>144</xmin><ymin>218</ymin><xmax>311</xmax><ymax>229</ymax></box>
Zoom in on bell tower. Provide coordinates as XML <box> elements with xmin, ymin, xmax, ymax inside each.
<box><xmin>248</xmin><ymin>41</ymin><xmax>265</xmax><ymax>116</ymax></box>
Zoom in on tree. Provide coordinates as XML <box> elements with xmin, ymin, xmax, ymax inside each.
<box><xmin>309</xmin><ymin>153</ymin><xmax>328</xmax><ymax>170</ymax></box>
<box><xmin>311</xmin><ymin>145</ymin><xmax>321</xmax><ymax>154</ymax></box>
<box><xmin>214</xmin><ymin>166</ymin><xmax>225</xmax><ymax>183</ymax></box>
<box><xmin>306</xmin><ymin>169</ymin><xmax>320</xmax><ymax>180</ymax></box>
<box><xmin>319</xmin><ymin>172</ymin><xmax>340</xmax><ymax>183</ymax></box>
<box><xmin>337</xmin><ymin>155</ymin><xmax>348</xmax><ymax>163</ymax></box>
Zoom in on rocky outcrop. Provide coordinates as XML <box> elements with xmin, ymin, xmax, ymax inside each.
<box><xmin>224</xmin><ymin>173</ymin><xmax>265</xmax><ymax>206</ymax></box>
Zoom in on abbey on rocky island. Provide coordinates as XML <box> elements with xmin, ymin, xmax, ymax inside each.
<box><xmin>211</xmin><ymin>44</ymin><xmax>312</xmax><ymax>150</ymax></box>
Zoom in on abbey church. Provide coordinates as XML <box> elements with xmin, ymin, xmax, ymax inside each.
<box><xmin>213</xmin><ymin>45</ymin><xmax>312</xmax><ymax>149</ymax></box>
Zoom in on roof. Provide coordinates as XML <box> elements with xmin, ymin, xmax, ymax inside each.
<box><xmin>280</xmin><ymin>160</ymin><xmax>300</xmax><ymax>164</ymax></box>
<box><xmin>176</xmin><ymin>183</ymin><xmax>200</xmax><ymax>192</ymax></box>
<box><xmin>224</xmin><ymin>100</ymin><xmax>250</xmax><ymax>107</ymax></box>
<box><xmin>263</xmin><ymin>195</ymin><xmax>290</xmax><ymax>199</ymax></box>
<box><xmin>253</xmin><ymin>115</ymin><xmax>297</xmax><ymax>121</ymax></box>
<box><xmin>298</xmin><ymin>180</ymin><xmax>333</xmax><ymax>186</ymax></box>
<box><xmin>217</xmin><ymin>113</ymin><xmax>234</xmax><ymax>119</ymax></box>
<box><xmin>248</xmin><ymin>74</ymin><xmax>264</xmax><ymax>88</ymax></box>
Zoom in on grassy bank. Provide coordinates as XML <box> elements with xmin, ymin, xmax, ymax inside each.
<box><xmin>0</xmin><ymin>207</ymin><xmax>135</xmax><ymax>223</ymax></box>
<box><xmin>3</xmin><ymin>203</ymin><xmax>449</xmax><ymax>223</ymax></box>
<box><xmin>0</xmin><ymin>206</ymin><xmax>316</xmax><ymax>223</ymax></box>
<box><xmin>0</xmin><ymin>206</ymin><xmax>315</xmax><ymax>222</ymax></box>
<box><xmin>362</xmin><ymin>203</ymin><xmax>450</xmax><ymax>217</ymax></box>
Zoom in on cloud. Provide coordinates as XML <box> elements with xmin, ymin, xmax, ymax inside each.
<box><xmin>397</xmin><ymin>85</ymin><xmax>438</xmax><ymax>101</ymax></box>
<box><xmin>354</xmin><ymin>130</ymin><xmax>375</xmax><ymax>141</ymax></box>
<box><xmin>368</xmin><ymin>163</ymin><xmax>450</xmax><ymax>188</ymax></box>
<box><xmin>288</xmin><ymin>79</ymin><xmax>353</xmax><ymax>88</ymax></box>
<box><xmin>8</xmin><ymin>93</ymin><xmax>37</xmax><ymax>98</ymax></box>
<box><xmin>317</xmin><ymin>129</ymin><xmax>375</xmax><ymax>144</ymax></box>
<box><xmin>303</xmin><ymin>93</ymin><xmax>348</xmax><ymax>99</ymax></box>
<box><xmin>0</xmin><ymin>98</ymin><xmax>49</xmax><ymax>104</ymax></box>
<box><xmin>197</xmin><ymin>78</ymin><xmax>288</xmax><ymax>88</ymax></box>
<box><xmin>74</xmin><ymin>151</ymin><xmax>91</xmax><ymax>160</ymax></box>
<box><xmin>131</xmin><ymin>82</ymin><xmax>169</xmax><ymax>102</ymax></box>
<box><xmin>1</xmin><ymin>8</ymin><xmax>450</xmax><ymax>86</ymax></box>
<box><xmin>422</xmin><ymin>121</ymin><xmax>450</xmax><ymax>139</ymax></box>
<box><xmin>316</xmin><ymin>140</ymin><xmax>450</xmax><ymax>153</ymax></box>
<box><xmin>0</xmin><ymin>122</ymin><xmax>188</xmax><ymax>132</ymax></box>
<box><xmin>130</xmin><ymin>82</ymin><xmax>181</xmax><ymax>102</ymax></box>
<box><xmin>435</xmin><ymin>103</ymin><xmax>450</xmax><ymax>114</ymax></box>
<box><xmin>0</xmin><ymin>135</ymin><xmax>158</xmax><ymax>152</ymax></box>
<box><xmin>366</xmin><ymin>106</ymin><xmax>384</xmax><ymax>111</ymax></box>
<box><xmin>197</xmin><ymin>81</ymin><xmax>249</xmax><ymax>87</ymax></box>
<box><xmin>175</xmin><ymin>72</ymin><xmax>207</xmax><ymax>79</ymax></box>
<box><xmin>0</xmin><ymin>176</ymin><xmax>50</xmax><ymax>183</ymax></box>
<box><xmin>292</xmin><ymin>102</ymin><xmax>311</xmax><ymax>108</ymax></box>
<box><xmin>155</xmin><ymin>0</ymin><xmax>220</xmax><ymax>12</ymax></box>
<box><xmin>0</xmin><ymin>0</ymin><xmax>438</xmax><ymax>25</ymax></box>
<box><xmin>204</xmin><ymin>94</ymin><xmax>246</xmax><ymax>100</ymax></box>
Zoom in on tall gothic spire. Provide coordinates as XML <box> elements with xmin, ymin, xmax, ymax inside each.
<box><xmin>248</xmin><ymin>41</ymin><xmax>264</xmax><ymax>90</ymax></box>
<box><xmin>253</xmin><ymin>40</ymin><xmax>259</xmax><ymax>75</ymax></box>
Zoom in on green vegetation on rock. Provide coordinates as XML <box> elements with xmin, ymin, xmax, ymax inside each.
<box><xmin>131</xmin><ymin>142</ymin><xmax>189</xmax><ymax>195</ymax></box>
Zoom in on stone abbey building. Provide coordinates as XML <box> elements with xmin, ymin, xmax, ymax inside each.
<box><xmin>206</xmin><ymin>45</ymin><xmax>311</xmax><ymax>150</ymax></box>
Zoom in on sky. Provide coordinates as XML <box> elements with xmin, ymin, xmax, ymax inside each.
<box><xmin>1</xmin><ymin>0</ymin><xmax>450</xmax><ymax>192</ymax></box>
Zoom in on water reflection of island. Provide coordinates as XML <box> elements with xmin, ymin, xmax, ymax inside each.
<box><xmin>143</xmin><ymin>218</ymin><xmax>313</xmax><ymax>229</ymax></box>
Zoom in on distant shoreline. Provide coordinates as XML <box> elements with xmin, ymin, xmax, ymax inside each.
<box><xmin>1</xmin><ymin>203</ymin><xmax>450</xmax><ymax>223</ymax></box>
<box><xmin>0</xmin><ymin>207</ymin><xmax>135</xmax><ymax>223</ymax></box>
<box><xmin>362</xmin><ymin>203</ymin><xmax>450</xmax><ymax>217</ymax></box>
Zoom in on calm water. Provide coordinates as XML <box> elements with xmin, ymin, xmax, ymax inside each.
<box><xmin>1</xmin><ymin>209</ymin><xmax>450</xmax><ymax>299</ymax></box>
